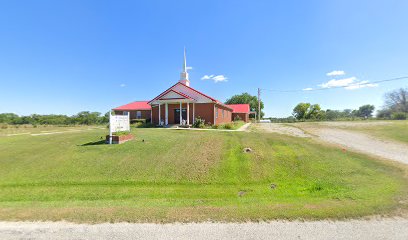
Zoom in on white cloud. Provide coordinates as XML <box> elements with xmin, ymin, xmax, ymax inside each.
<box><xmin>326</xmin><ymin>70</ymin><xmax>345</xmax><ymax>77</ymax></box>
<box><xmin>344</xmin><ymin>81</ymin><xmax>379</xmax><ymax>90</ymax></box>
<box><xmin>120</xmin><ymin>83</ymin><xmax>126</xmax><ymax>87</ymax></box>
<box><xmin>318</xmin><ymin>77</ymin><xmax>378</xmax><ymax>90</ymax></box>
<box><xmin>186</xmin><ymin>66</ymin><xmax>193</xmax><ymax>70</ymax></box>
<box><xmin>212</xmin><ymin>75</ymin><xmax>228</xmax><ymax>82</ymax></box>
<box><xmin>201</xmin><ymin>74</ymin><xmax>228</xmax><ymax>83</ymax></box>
<box><xmin>302</xmin><ymin>87</ymin><xmax>313</xmax><ymax>91</ymax></box>
<box><xmin>319</xmin><ymin>77</ymin><xmax>356</xmax><ymax>88</ymax></box>
<box><xmin>201</xmin><ymin>74</ymin><xmax>214</xmax><ymax>80</ymax></box>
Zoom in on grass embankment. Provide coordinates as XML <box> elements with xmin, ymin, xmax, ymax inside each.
<box><xmin>0</xmin><ymin>127</ymin><xmax>407</xmax><ymax>222</ymax></box>
<box><xmin>347</xmin><ymin>121</ymin><xmax>408</xmax><ymax>144</ymax></box>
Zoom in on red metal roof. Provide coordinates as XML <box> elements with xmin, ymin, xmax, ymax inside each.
<box><xmin>148</xmin><ymin>82</ymin><xmax>233</xmax><ymax>111</ymax></box>
<box><xmin>113</xmin><ymin>101</ymin><xmax>151</xmax><ymax>111</ymax></box>
<box><xmin>226</xmin><ymin>104</ymin><xmax>250</xmax><ymax>113</ymax></box>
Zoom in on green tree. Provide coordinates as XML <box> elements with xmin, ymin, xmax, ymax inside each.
<box><xmin>293</xmin><ymin>103</ymin><xmax>324</xmax><ymax>120</ymax></box>
<box><xmin>356</xmin><ymin>105</ymin><xmax>375</xmax><ymax>118</ymax></box>
<box><xmin>0</xmin><ymin>113</ymin><xmax>19</xmax><ymax>124</ymax></box>
<box><xmin>384</xmin><ymin>87</ymin><xmax>408</xmax><ymax>113</ymax></box>
<box><xmin>292</xmin><ymin>103</ymin><xmax>311</xmax><ymax>120</ymax></box>
<box><xmin>73</xmin><ymin>111</ymin><xmax>103</xmax><ymax>125</ymax></box>
<box><xmin>306</xmin><ymin>104</ymin><xmax>322</xmax><ymax>119</ymax></box>
<box><xmin>225</xmin><ymin>92</ymin><xmax>264</xmax><ymax>118</ymax></box>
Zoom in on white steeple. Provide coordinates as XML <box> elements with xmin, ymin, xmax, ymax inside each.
<box><xmin>179</xmin><ymin>47</ymin><xmax>190</xmax><ymax>86</ymax></box>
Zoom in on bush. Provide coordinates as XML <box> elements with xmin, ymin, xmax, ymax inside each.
<box><xmin>133</xmin><ymin>122</ymin><xmax>154</xmax><ymax>128</ymax></box>
<box><xmin>130</xmin><ymin>119</ymin><xmax>147</xmax><ymax>124</ymax></box>
<box><xmin>113</xmin><ymin>131</ymin><xmax>131</xmax><ymax>136</ymax></box>
<box><xmin>192</xmin><ymin>116</ymin><xmax>206</xmax><ymax>128</ymax></box>
<box><xmin>233</xmin><ymin>115</ymin><xmax>242</xmax><ymax>121</ymax></box>
<box><xmin>0</xmin><ymin>124</ymin><xmax>7</xmax><ymax>129</ymax></box>
<box><xmin>131</xmin><ymin>122</ymin><xmax>143</xmax><ymax>128</ymax></box>
<box><xmin>222</xmin><ymin>123</ymin><xmax>234</xmax><ymax>129</ymax></box>
<box><xmin>391</xmin><ymin>112</ymin><xmax>407</xmax><ymax>120</ymax></box>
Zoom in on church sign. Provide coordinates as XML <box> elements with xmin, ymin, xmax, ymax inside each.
<box><xmin>108</xmin><ymin>112</ymin><xmax>130</xmax><ymax>144</ymax></box>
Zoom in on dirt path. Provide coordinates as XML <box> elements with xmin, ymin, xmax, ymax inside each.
<box><xmin>306</xmin><ymin>127</ymin><xmax>408</xmax><ymax>164</ymax></box>
<box><xmin>254</xmin><ymin>123</ymin><xmax>311</xmax><ymax>138</ymax></box>
<box><xmin>256</xmin><ymin>123</ymin><xmax>408</xmax><ymax>165</ymax></box>
<box><xmin>1</xmin><ymin>219</ymin><xmax>407</xmax><ymax>240</ymax></box>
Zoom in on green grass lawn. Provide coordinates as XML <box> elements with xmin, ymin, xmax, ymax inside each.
<box><xmin>0</xmin><ymin>126</ymin><xmax>407</xmax><ymax>222</ymax></box>
<box><xmin>347</xmin><ymin>121</ymin><xmax>408</xmax><ymax>144</ymax></box>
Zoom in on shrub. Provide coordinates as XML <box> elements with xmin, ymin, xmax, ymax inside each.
<box><xmin>131</xmin><ymin>122</ymin><xmax>143</xmax><ymax>128</ymax></box>
<box><xmin>130</xmin><ymin>119</ymin><xmax>147</xmax><ymax>124</ymax></box>
<box><xmin>113</xmin><ymin>131</ymin><xmax>131</xmax><ymax>136</ymax></box>
<box><xmin>223</xmin><ymin>123</ymin><xmax>234</xmax><ymax>129</ymax></box>
<box><xmin>0</xmin><ymin>124</ymin><xmax>7</xmax><ymax>129</ymax></box>
<box><xmin>233</xmin><ymin>115</ymin><xmax>242</xmax><ymax>121</ymax></box>
<box><xmin>391</xmin><ymin>112</ymin><xmax>407</xmax><ymax>120</ymax></box>
<box><xmin>133</xmin><ymin>122</ymin><xmax>154</xmax><ymax>128</ymax></box>
<box><xmin>192</xmin><ymin>116</ymin><xmax>206</xmax><ymax>128</ymax></box>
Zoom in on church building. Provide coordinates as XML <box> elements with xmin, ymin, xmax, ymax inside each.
<box><xmin>113</xmin><ymin>50</ymin><xmax>252</xmax><ymax>126</ymax></box>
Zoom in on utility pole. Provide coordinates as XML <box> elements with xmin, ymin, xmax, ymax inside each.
<box><xmin>257</xmin><ymin>88</ymin><xmax>261</xmax><ymax>122</ymax></box>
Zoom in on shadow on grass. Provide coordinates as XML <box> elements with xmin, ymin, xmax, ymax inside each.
<box><xmin>80</xmin><ymin>140</ymin><xmax>106</xmax><ymax>146</ymax></box>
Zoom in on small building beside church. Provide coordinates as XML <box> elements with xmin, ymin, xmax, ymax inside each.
<box><xmin>113</xmin><ymin>50</ymin><xmax>252</xmax><ymax>126</ymax></box>
<box><xmin>112</xmin><ymin>101</ymin><xmax>151</xmax><ymax>121</ymax></box>
<box><xmin>228</xmin><ymin>104</ymin><xmax>253</xmax><ymax>122</ymax></box>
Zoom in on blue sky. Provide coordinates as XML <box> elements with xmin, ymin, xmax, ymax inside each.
<box><xmin>1</xmin><ymin>0</ymin><xmax>407</xmax><ymax>117</ymax></box>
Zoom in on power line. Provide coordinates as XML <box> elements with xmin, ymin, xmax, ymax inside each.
<box><xmin>260</xmin><ymin>76</ymin><xmax>408</xmax><ymax>93</ymax></box>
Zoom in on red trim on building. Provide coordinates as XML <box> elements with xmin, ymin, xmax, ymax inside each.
<box><xmin>148</xmin><ymin>82</ymin><xmax>180</xmax><ymax>104</ymax></box>
<box><xmin>113</xmin><ymin>101</ymin><xmax>151</xmax><ymax>111</ymax></box>
<box><xmin>177</xmin><ymin>82</ymin><xmax>217</xmax><ymax>102</ymax></box>
<box><xmin>226</xmin><ymin>104</ymin><xmax>250</xmax><ymax>113</ymax></box>
<box><xmin>157</xmin><ymin>89</ymin><xmax>196</xmax><ymax>101</ymax></box>
<box><xmin>148</xmin><ymin>83</ymin><xmax>232</xmax><ymax>110</ymax></box>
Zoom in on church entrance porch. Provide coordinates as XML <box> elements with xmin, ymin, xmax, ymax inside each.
<box><xmin>174</xmin><ymin>108</ymin><xmax>187</xmax><ymax>124</ymax></box>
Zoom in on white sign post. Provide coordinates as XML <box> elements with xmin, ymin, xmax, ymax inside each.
<box><xmin>109</xmin><ymin>111</ymin><xmax>130</xmax><ymax>144</ymax></box>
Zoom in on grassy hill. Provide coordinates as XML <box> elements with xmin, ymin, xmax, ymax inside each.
<box><xmin>0</xmin><ymin>126</ymin><xmax>407</xmax><ymax>222</ymax></box>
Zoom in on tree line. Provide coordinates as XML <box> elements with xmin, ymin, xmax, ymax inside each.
<box><xmin>0</xmin><ymin>111</ymin><xmax>109</xmax><ymax>125</ymax></box>
<box><xmin>274</xmin><ymin>87</ymin><xmax>408</xmax><ymax>122</ymax></box>
<box><xmin>291</xmin><ymin>103</ymin><xmax>375</xmax><ymax>121</ymax></box>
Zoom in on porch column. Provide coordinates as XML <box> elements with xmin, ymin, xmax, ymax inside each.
<box><xmin>193</xmin><ymin>103</ymin><xmax>195</xmax><ymax>123</ymax></box>
<box><xmin>158</xmin><ymin>103</ymin><xmax>161</xmax><ymax>125</ymax></box>
<box><xmin>179</xmin><ymin>102</ymin><xmax>182</xmax><ymax>125</ymax></box>
<box><xmin>213</xmin><ymin>104</ymin><xmax>216</xmax><ymax>125</ymax></box>
<box><xmin>187</xmin><ymin>102</ymin><xmax>190</xmax><ymax>125</ymax></box>
<box><xmin>165</xmin><ymin>103</ymin><xmax>168</xmax><ymax>125</ymax></box>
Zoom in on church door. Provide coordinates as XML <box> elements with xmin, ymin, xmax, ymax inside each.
<box><xmin>174</xmin><ymin>109</ymin><xmax>187</xmax><ymax>124</ymax></box>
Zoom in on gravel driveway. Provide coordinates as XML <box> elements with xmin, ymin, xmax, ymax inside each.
<box><xmin>256</xmin><ymin>123</ymin><xmax>408</xmax><ymax>165</ymax></box>
<box><xmin>1</xmin><ymin>219</ymin><xmax>408</xmax><ymax>240</ymax></box>
<box><xmin>308</xmin><ymin>127</ymin><xmax>408</xmax><ymax>164</ymax></box>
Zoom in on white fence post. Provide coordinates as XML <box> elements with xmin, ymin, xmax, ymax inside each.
<box><xmin>109</xmin><ymin>111</ymin><xmax>113</xmax><ymax>144</ymax></box>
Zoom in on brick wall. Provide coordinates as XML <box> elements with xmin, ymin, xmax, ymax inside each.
<box><xmin>232</xmin><ymin>113</ymin><xmax>249</xmax><ymax>122</ymax></box>
<box><xmin>114</xmin><ymin>110</ymin><xmax>151</xmax><ymax>120</ymax></box>
<box><xmin>214</xmin><ymin>104</ymin><xmax>233</xmax><ymax>125</ymax></box>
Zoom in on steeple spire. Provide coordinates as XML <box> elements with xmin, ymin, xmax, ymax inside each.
<box><xmin>179</xmin><ymin>47</ymin><xmax>190</xmax><ymax>86</ymax></box>
<box><xmin>183</xmin><ymin>47</ymin><xmax>187</xmax><ymax>72</ymax></box>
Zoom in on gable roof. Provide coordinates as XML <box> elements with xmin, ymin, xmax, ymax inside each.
<box><xmin>113</xmin><ymin>101</ymin><xmax>151</xmax><ymax>111</ymax></box>
<box><xmin>148</xmin><ymin>82</ymin><xmax>233</xmax><ymax>111</ymax></box>
<box><xmin>226</xmin><ymin>104</ymin><xmax>250</xmax><ymax>113</ymax></box>
<box><xmin>157</xmin><ymin>89</ymin><xmax>195</xmax><ymax>101</ymax></box>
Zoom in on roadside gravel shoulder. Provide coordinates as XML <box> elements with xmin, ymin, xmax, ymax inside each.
<box><xmin>1</xmin><ymin>218</ymin><xmax>408</xmax><ymax>240</ymax></box>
